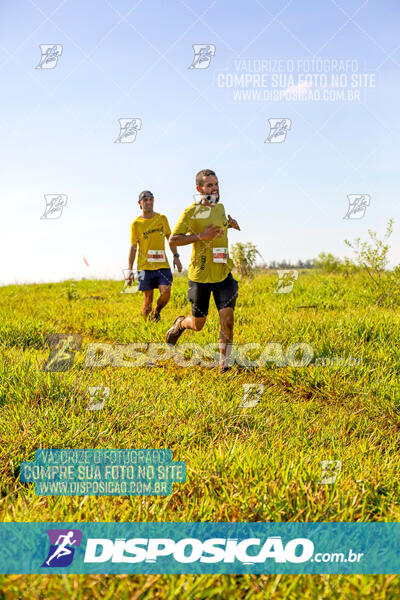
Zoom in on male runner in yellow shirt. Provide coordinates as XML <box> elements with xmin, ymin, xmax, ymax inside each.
<box><xmin>128</xmin><ymin>190</ymin><xmax>182</xmax><ymax>321</ymax></box>
<box><xmin>165</xmin><ymin>169</ymin><xmax>240</xmax><ymax>372</ymax></box>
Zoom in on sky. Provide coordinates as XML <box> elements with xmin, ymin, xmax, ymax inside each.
<box><xmin>0</xmin><ymin>0</ymin><xmax>399</xmax><ymax>284</ymax></box>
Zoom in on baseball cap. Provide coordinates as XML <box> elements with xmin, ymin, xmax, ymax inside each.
<box><xmin>139</xmin><ymin>190</ymin><xmax>154</xmax><ymax>201</ymax></box>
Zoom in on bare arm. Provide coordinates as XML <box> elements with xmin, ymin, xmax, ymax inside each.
<box><xmin>127</xmin><ymin>244</ymin><xmax>137</xmax><ymax>282</ymax></box>
<box><xmin>167</xmin><ymin>237</ymin><xmax>183</xmax><ymax>272</ymax></box>
<box><xmin>168</xmin><ymin>241</ymin><xmax>179</xmax><ymax>255</ymax></box>
<box><xmin>169</xmin><ymin>233</ymin><xmax>199</xmax><ymax>247</ymax></box>
<box><xmin>128</xmin><ymin>244</ymin><xmax>137</xmax><ymax>270</ymax></box>
<box><xmin>227</xmin><ymin>214</ymin><xmax>240</xmax><ymax>230</ymax></box>
<box><xmin>169</xmin><ymin>225</ymin><xmax>224</xmax><ymax>247</ymax></box>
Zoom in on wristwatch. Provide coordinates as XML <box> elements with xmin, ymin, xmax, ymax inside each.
<box><xmin>173</xmin><ymin>253</ymin><xmax>180</xmax><ymax>258</ymax></box>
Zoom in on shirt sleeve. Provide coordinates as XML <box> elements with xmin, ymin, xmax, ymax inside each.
<box><xmin>130</xmin><ymin>222</ymin><xmax>138</xmax><ymax>245</ymax></box>
<box><xmin>162</xmin><ymin>215</ymin><xmax>171</xmax><ymax>237</ymax></box>
<box><xmin>171</xmin><ymin>208</ymin><xmax>191</xmax><ymax>236</ymax></box>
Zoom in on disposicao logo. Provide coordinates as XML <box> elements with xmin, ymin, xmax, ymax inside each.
<box><xmin>83</xmin><ymin>536</ymin><xmax>314</xmax><ymax>564</ymax></box>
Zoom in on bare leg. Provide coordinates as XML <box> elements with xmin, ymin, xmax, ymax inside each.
<box><xmin>153</xmin><ymin>285</ymin><xmax>171</xmax><ymax>318</ymax></box>
<box><xmin>179</xmin><ymin>315</ymin><xmax>207</xmax><ymax>332</ymax></box>
<box><xmin>165</xmin><ymin>314</ymin><xmax>206</xmax><ymax>346</ymax></box>
<box><xmin>218</xmin><ymin>307</ymin><xmax>234</xmax><ymax>370</ymax></box>
<box><xmin>141</xmin><ymin>290</ymin><xmax>153</xmax><ymax>321</ymax></box>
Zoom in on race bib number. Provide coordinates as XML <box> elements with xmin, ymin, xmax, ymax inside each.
<box><xmin>213</xmin><ymin>247</ymin><xmax>228</xmax><ymax>263</ymax></box>
<box><xmin>148</xmin><ymin>250</ymin><xmax>165</xmax><ymax>262</ymax></box>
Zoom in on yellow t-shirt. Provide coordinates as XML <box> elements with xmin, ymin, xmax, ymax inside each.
<box><xmin>130</xmin><ymin>213</ymin><xmax>171</xmax><ymax>270</ymax></box>
<box><xmin>171</xmin><ymin>202</ymin><xmax>234</xmax><ymax>283</ymax></box>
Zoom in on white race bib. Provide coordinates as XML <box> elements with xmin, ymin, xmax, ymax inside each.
<box><xmin>213</xmin><ymin>247</ymin><xmax>228</xmax><ymax>263</ymax></box>
<box><xmin>148</xmin><ymin>250</ymin><xmax>165</xmax><ymax>262</ymax></box>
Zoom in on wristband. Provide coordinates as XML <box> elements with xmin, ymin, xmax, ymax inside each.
<box><xmin>173</xmin><ymin>253</ymin><xmax>180</xmax><ymax>258</ymax></box>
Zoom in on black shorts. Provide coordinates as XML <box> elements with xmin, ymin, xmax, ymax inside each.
<box><xmin>187</xmin><ymin>273</ymin><xmax>239</xmax><ymax>317</ymax></box>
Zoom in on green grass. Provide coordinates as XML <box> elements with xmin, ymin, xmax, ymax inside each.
<box><xmin>1</xmin><ymin>270</ymin><xmax>400</xmax><ymax>598</ymax></box>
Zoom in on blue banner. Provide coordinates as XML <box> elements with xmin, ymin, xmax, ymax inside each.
<box><xmin>0</xmin><ymin>522</ymin><xmax>399</xmax><ymax>574</ymax></box>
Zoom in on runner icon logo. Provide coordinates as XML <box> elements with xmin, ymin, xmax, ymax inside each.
<box><xmin>42</xmin><ymin>334</ymin><xmax>82</xmax><ymax>372</ymax></box>
<box><xmin>36</xmin><ymin>45</ymin><xmax>63</xmax><ymax>69</ymax></box>
<box><xmin>343</xmin><ymin>194</ymin><xmax>370</xmax><ymax>219</ymax></box>
<box><xmin>240</xmin><ymin>384</ymin><xmax>264</xmax><ymax>408</ymax></box>
<box><xmin>114</xmin><ymin>118</ymin><xmax>142</xmax><ymax>143</ymax></box>
<box><xmin>188</xmin><ymin>45</ymin><xmax>216</xmax><ymax>69</ymax></box>
<box><xmin>265</xmin><ymin>119</ymin><xmax>291</xmax><ymax>143</ymax></box>
<box><xmin>274</xmin><ymin>270</ymin><xmax>298</xmax><ymax>294</ymax></box>
<box><xmin>40</xmin><ymin>194</ymin><xmax>67</xmax><ymax>220</ymax></box>
<box><xmin>41</xmin><ymin>529</ymin><xmax>82</xmax><ymax>568</ymax></box>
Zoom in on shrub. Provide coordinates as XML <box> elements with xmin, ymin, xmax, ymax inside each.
<box><xmin>344</xmin><ymin>219</ymin><xmax>400</xmax><ymax>305</ymax></box>
<box><xmin>314</xmin><ymin>252</ymin><xmax>344</xmax><ymax>273</ymax></box>
<box><xmin>344</xmin><ymin>219</ymin><xmax>393</xmax><ymax>281</ymax></box>
<box><xmin>230</xmin><ymin>242</ymin><xmax>262</xmax><ymax>278</ymax></box>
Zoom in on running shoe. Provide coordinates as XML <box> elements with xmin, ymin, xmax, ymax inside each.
<box><xmin>165</xmin><ymin>316</ymin><xmax>185</xmax><ymax>345</ymax></box>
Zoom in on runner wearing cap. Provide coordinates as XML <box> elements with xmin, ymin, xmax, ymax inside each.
<box><xmin>165</xmin><ymin>170</ymin><xmax>240</xmax><ymax>373</ymax></box>
<box><xmin>127</xmin><ymin>191</ymin><xmax>182</xmax><ymax>321</ymax></box>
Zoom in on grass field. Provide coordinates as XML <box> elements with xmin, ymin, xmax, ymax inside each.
<box><xmin>1</xmin><ymin>269</ymin><xmax>400</xmax><ymax>599</ymax></box>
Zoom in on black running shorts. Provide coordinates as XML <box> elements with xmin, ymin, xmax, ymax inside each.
<box><xmin>187</xmin><ymin>273</ymin><xmax>239</xmax><ymax>317</ymax></box>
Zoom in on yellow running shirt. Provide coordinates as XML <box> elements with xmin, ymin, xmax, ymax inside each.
<box><xmin>130</xmin><ymin>213</ymin><xmax>171</xmax><ymax>270</ymax></box>
<box><xmin>171</xmin><ymin>202</ymin><xmax>234</xmax><ymax>283</ymax></box>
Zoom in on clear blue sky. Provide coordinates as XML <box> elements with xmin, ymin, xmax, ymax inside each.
<box><xmin>0</xmin><ymin>0</ymin><xmax>399</xmax><ymax>284</ymax></box>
